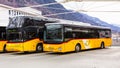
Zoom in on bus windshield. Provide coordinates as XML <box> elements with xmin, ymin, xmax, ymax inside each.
<box><xmin>44</xmin><ymin>24</ymin><xmax>63</xmax><ymax>43</ymax></box>
<box><xmin>8</xmin><ymin>17</ymin><xmax>24</xmax><ymax>28</ymax></box>
<box><xmin>7</xmin><ymin>32</ymin><xmax>23</xmax><ymax>42</ymax></box>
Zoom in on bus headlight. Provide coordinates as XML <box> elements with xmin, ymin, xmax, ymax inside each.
<box><xmin>58</xmin><ymin>47</ymin><xmax>62</xmax><ymax>51</ymax></box>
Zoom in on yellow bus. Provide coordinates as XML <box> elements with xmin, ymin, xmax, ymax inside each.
<box><xmin>6</xmin><ymin>16</ymin><xmax>57</xmax><ymax>53</ymax></box>
<box><xmin>43</xmin><ymin>23</ymin><xmax>112</xmax><ymax>53</ymax></box>
<box><xmin>0</xmin><ymin>27</ymin><xmax>7</xmax><ymax>52</ymax></box>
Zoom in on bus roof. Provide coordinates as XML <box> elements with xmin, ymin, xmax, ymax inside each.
<box><xmin>45</xmin><ymin>23</ymin><xmax>111</xmax><ymax>30</ymax></box>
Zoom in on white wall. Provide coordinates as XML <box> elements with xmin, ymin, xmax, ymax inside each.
<box><xmin>0</xmin><ymin>7</ymin><xmax>9</xmax><ymax>26</ymax></box>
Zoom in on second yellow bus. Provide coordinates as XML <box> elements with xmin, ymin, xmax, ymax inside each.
<box><xmin>43</xmin><ymin>23</ymin><xmax>112</xmax><ymax>53</ymax></box>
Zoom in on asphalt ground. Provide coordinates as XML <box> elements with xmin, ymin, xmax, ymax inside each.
<box><xmin>0</xmin><ymin>45</ymin><xmax>120</xmax><ymax>68</ymax></box>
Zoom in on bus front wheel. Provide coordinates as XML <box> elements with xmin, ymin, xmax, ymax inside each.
<box><xmin>100</xmin><ymin>42</ymin><xmax>105</xmax><ymax>49</ymax></box>
<box><xmin>3</xmin><ymin>45</ymin><xmax>7</xmax><ymax>52</ymax></box>
<box><xmin>36</xmin><ymin>44</ymin><xmax>43</xmax><ymax>52</ymax></box>
<box><xmin>75</xmin><ymin>44</ymin><xmax>81</xmax><ymax>53</ymax></box>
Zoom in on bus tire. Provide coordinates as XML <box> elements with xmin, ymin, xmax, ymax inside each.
<box><xmin>3</xmin><ymin>45</ymin><xmax>7</xmax><ymax>52</ymax></box>
<box><xmin>36</xmin><ymin>43</ymin><xmax>43</xmax><ymax>52</ymax></box>
<box><xmin>100</xmin><ymin>42</ymin><xmax>105</xmax><ymax>49</ymax></box>
<box><xmin>75</xmin><ymin>44</ymin><xmax>81</xmax><ymax>53</ymax></box>
<box><xmin>24</xmin><ymin>51</ymin><xmax>28</xmax><ymax>53</ymax></box>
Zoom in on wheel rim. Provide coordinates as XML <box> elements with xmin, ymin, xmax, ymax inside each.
<box><xmin>76</xmin><ymin>45</ymin><xmax>80</xmax><ymax>52</ymax></box>
<box><xmin>101</xmin><ymin>43</ymin><xmax>104</xmax><ymax>48</ymax></box>
<box><xmin>37</xmin><ymin>45</ymin><xmax>42</xmax><ymax>51</ymax></box>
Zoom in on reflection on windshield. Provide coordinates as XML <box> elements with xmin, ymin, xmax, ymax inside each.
<box><xmin>23</xmin><ymin>28</ymin><xmax>38</xmax><ymax>41</ymax></box>
<box><xmin>44</xmin><ymin>25</ymin><xmax>63</xmax><ymax>43</ymax></box>
<box><xmin>8</xmin><ymin>17</ymin><xmax>23</xmax><ymax>28</ymax></box>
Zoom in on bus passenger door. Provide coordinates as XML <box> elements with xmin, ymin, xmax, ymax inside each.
<box><xmin>64</xmin><ymin>29</ymin><xmax>74</xmax><ymax>52</ymax></box>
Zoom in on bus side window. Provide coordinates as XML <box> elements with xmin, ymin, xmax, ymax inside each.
<box><xmin>38</xmin><ymin>28</ymin><xmax>44</xmax><ymax>40</ymax></box>
<box><xmin>23</xmin><ymin>18</ymin><xmax>30</xmax><ymax>27</ymax></box>
<box><xmin>99</xmin><ymin>31</ymin><xmax>105</xmax><ymax>38</ymax></box>
<box><xmin>29</xmin><ymin>19</ymin><xmax>34</xmax><ymax>26</ymax></box>
<box><xmin>72</xmin><ymin>32</ymin><xmax>82</xmax><ymax>39</ymax></box>
<box><xmin>23</xmin><ymin>27</ymin><xmax>37</xmax><ymax>40</ymax></box>
<box><xmin>64</xmin><ymin>31</ymin><xmax>73</xmax><ymax>41</ymax></box>
<box><xmin>105</xmin><ymin>30</ymin><xmax>111</xmax><ymax>38</ymax></box>
<box><xmin>64</xmin><ymin>27</ymin><xmax>73</xmax><ymax>41</ymax></box>
<box><xmin>1</xmin><ymin>32</ymin><xmax>6</xmax><ymax>40</ymax></box>
<box><xmin>23</xmin><ymin>18</ymin><xmax>34</xmax><ymax>27</ymax></box>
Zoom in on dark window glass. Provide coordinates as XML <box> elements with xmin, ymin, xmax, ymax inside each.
<box><xmin>34</xmin><ymin>20</ymin><xmax>44</xmax><ymax>26</ymax></box>
<box><xmin>0</xmin><ymin>27</ymin><xmax>6</xmax><ymax>40</ymax></box>
<box><xmin>7</xmin><ymin>32</ymin><xmax>23</xmax><ymax>42</ymax></box>
<box><xmin>88</xmin><ymin>29</ymin><xmax>99</xmax><ymax>38</ymax></box>
<box><xmin>72</xmin><ymin>28</ymin><xmax>99</xmax><ymax>39</ymax></box>
<box><xmin>105</xmin><ymin>30</ymin><xmax>111</xmax><ymax>38</ymax></box>
<box><xmin>44</xmin><ymin>24</ymin><xmax>63</xmax><ymax>43</ymax></box>
<box><xmin>1</xmin><ymin>32</ymin><xmax>6</xmax><ymax>40</ymax></box>
<box><xmin>99</xmin><ymin>29</ymin><xmax>111</xmax><ymax>38</ymax></box>
<box><xmin>72</xmin><ymin>28</ymin><xmax>89</xmax><ymax>39</ymax></box>
<box><xmin>23</xmin><ymin>27</ymin><xmax>38</xmax><ymax>41</ymax></box>
<box><xmin>38</xmin><ymin>28</ymin><xmax>44</xmax><ymax>40</ymax></box>
<box><xmin>64</xmin><ymin>27</ymin><xmax>73</xmax><ymax>41</ymax></box>
<box><xmin>23</xmin><ymin>18</ymin><xmax>34</xmax><ymax>27</ymax></box>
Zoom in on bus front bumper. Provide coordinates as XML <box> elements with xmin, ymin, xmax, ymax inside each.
<box><xmin>43</xmin><ymin>44</ymin><xmax>64</xmax><ymax>53</ymax></box>
<box><xmin>6</xmin><ymin>43</ymin><xmax>24</xmax><ymax>52</ymax></box>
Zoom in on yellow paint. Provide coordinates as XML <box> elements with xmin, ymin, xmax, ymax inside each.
<box><xmin>0</xmin><ymin>41</ymin><xmax>7</xmax><ymax>52</ymax></box>
<box><xmin>6</xmin><ymin>38</ymin><xmax>42</xmax><ymax>52</ymax></box>
<box><xmin>43</xmin><ymin>44</ymin><xmax>65</xmax><ymax>52</ymax></box>
<box><xmin>43</xmin><ymin>38</ymin><xmax>112</xmax><ymax>53</ymax></box>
